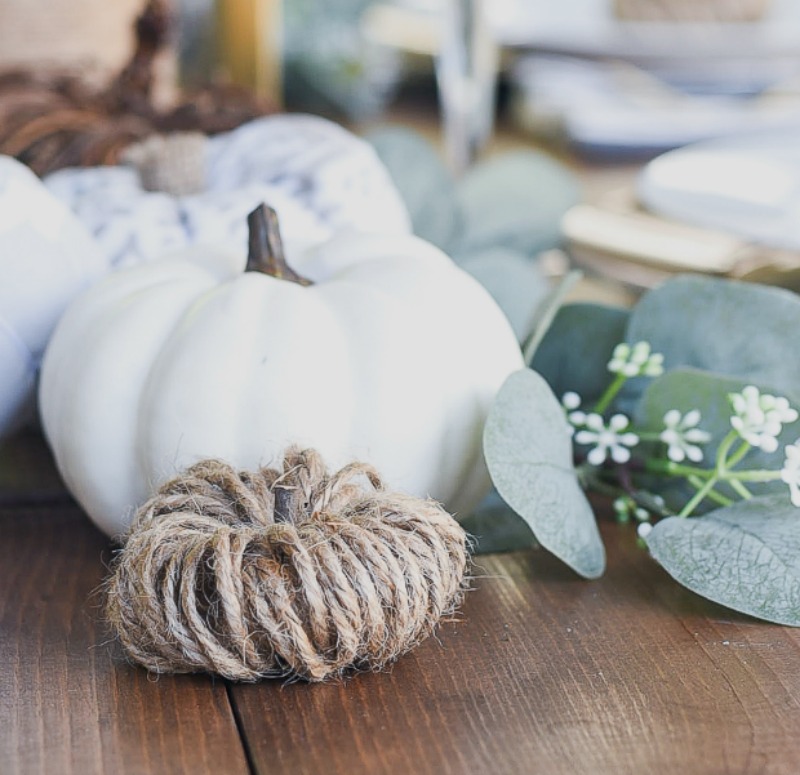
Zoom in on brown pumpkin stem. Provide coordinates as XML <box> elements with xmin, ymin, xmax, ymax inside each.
<box><xmin>273</xmin><ymin>485</ymin><xmax>295</xmax><ymax>524</ymax></box>
<box><xmin>246</xmin><ymin>204</ymin><xmax>313</xmax><ymax>286</ymax></box>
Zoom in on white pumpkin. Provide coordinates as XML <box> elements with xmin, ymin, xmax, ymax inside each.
<box><xmin>40</xmin><ymin>206</ymin><xmax>523</xmax><ymax>536</ymax></box>
<box><xmin>0</xmin><ymin>156</ymin><xmax>105</xmax><ymax>438</ymax></box>
<box><xmin>45</xmin><ymin>114</ymin><xmax>412</xmax><ymax>270</ymax></box>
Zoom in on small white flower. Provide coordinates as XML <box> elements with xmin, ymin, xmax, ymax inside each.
<box><xmin>575</xmin><ymin>413</ymin><xmax>639</xmax><ymax>465</ymax></box>
<box><xmin>637</xmin><ymin>522</ymin><xmax>653</xmax><ymax>539</ymax></box>
<box><xmin>630</xmin><ymin>341</ymin><xmax>651</xmax><ymax>365</ymax></box>
<box><xmin>613</xmin><ymin>495</ymin><xmax>651</xmax><ymax>523</ymax></box>
<box><xmin>607</xmin><ymin>343</ymin><xmax>631</xmax><ymax>374</ymax></box>
<box><xmin>561</xmin><ymin>391</ymin><xmax>587</xmax><ymax>433</ymax></box>
<box><xmin>780</xmin><ymin>440</ymin><xmax>800</xmax><ymax>507</ymax></box>
<box><xmin>613</xmin><ymin>496</ymin><xmax>630</xmax><ymax>516</ymax></box>
<box><xmin>643</xmin><ymin>353</ymin><xmax>665</xmax><ymax>377</ymax></box>
<box><xmin>659</xmin><ymin>408</ymin><xmax>711</xmax><ymax>463</ymax></box>
<box><xmin>607</xmin><ymin>340</ymin><xmax>665</xmax><ymax>378</ymax></box>
<box><xmin>622</xmin><ymin>342</ymin><xmax>649</xmax><ymax>377</ymax></box>
<box><xmin>767</xmin><ymin>395</ymin><xmax>798</xmax><ymax>425</ymax></box>
<box><xmin>729</xmin><ymin>386</ymin><xmax>798</xmax><ymax>453</ymax></box>
<box><xmin>613</xmin><ymin>495</ymin><xmax>635</xmax><ymax>522</ymax></box>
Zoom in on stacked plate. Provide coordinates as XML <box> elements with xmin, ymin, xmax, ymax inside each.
<box><xmin>563</xmin><ymin>131</ymin><xmax>800</xmax><ymax>291</ymax></box>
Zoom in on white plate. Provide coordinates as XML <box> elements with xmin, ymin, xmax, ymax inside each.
<box><xmin>484</xmin><ymin>0</ymin><xmax>800</xmax><ymax>62</ymax></box>
<box><xmin>638</xmin><ymin>130</ymin><xmax>800</xmax><ymax>250</ymax></box>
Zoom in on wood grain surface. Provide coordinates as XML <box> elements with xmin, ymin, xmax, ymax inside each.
<box><xmin>0</xmin><ymin>497</ymin><xmax>249</xmax><ymax>775</ymax></box>
<box><xmin>232</xmin><ymin>526</ymin><xmax>800</xmax><ymax>775</ymax></box>
<box><xmin>0</xmin><ymin>430</ymin><xmax>70</xmax><ymax>506</ymax></box>
<box><xmin>3</xmin><ymin>433</ymin><xmax>800</xmax><ymax>774</ymax></box>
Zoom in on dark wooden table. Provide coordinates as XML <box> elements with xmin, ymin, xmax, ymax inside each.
<box><xmin>3</xmin><ymin>431</ymin><xmax>800</xmax><ymax>775</ymax></box>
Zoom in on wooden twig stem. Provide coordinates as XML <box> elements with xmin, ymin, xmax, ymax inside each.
<box><xmin>246</xmin><ymin>203</ymin><xmax>312</xmax><ymax>286</ymax></box>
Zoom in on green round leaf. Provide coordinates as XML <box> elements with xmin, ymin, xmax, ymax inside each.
<box><xmin>484</xmin><ymin>369</ymin><xmax>606</xmax><ymax>579</ymax></box>
<box><xmin>457</xmin><ymin>248</ymin><xmax>549</xmax><ymax>341</ymax></box>
<box><xmin>626</xmin><ymin>276</ymin><xmax>800</xmax><ymax>400</ymax></box>
<box><xmin>531</xmin><ymin>303</ymin><xmax>629</xmax><ymax>406</ymax></box>
<box><xmin>451</xmin><ymin>151</ymin><xmax>580</xmax><ymax>258</ymax></box>
<box><xmin>366</xmin><ymin>127</ymin><xmax>461</xmax><ymax>249</ymax></box>
<box><xmin>460</xmin><ymin>489</ymin><xmax>539</xmax><ymax>554</ymax></box>
<box><xmin>647</xmin><ymin>496</ymin><xmax>800</xmax><ymax>626</ymax></box>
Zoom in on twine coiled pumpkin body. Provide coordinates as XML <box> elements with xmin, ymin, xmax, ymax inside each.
<box><xmin>106</xmin><ymin>449</ymin><xmax>470</xmax><ymax>682</ymax></box>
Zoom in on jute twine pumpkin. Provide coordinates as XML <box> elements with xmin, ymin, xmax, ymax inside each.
<box><xmin>106</xmin><ymin>449</ymin><xmax>470</xmax><ymax>682</ymax></box>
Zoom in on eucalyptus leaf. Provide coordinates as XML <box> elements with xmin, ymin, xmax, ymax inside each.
<box><xmin>626</xmin><ymin>276</ymin><xmax>800</xmax><ymax>402</ymax></box>
<box><xmin>530</xmin><ymin>303</ymin><xmax>630</xmax><ymax>406</ymax></box>
<box><xmin>484</xmin><ymin>369</ymin><xmax>606</xmax><ymax>579</ymax></box>
<box><xmin>283</xmin><ymin>27</ymin><xmax>402</xmax><ymax>121</ymax></box>
<box><xmin>451</xmin><ymin>151</ymin><xmax>580</xmax><ymax>258</ymax></box>
<box><xmin>366</xmin><ymin>127</ymin><xmax>461</xmax><ymax>249</ymax></box>
<box><xmin>457</xmin><ymin>248</ymin><xmax>549</xmax><ymax>341</ymax></box>
<box><xmin>521</xmin><ymin>270</ymin><xmax>583</xmax><ymax>364</ymax></box>
<box><xmin>460</xmin><ymin>489</ymin><xmax>538</xmax><ymax>554</ymax></box>
<box><xmin>646</xmin><ymin>496</ymin><xmax>800</xmax><ymax>626</ymax></box>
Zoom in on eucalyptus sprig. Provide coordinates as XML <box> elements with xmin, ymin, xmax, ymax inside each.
<box><xmin>561</xmin><ymin>342</ymin><xmax>800</xmax><ymax>535</ymax></box>
<box><xmin>482</xmin><ymin>275</ymin><xmax>800</xmax><ymax>626</ymax></box>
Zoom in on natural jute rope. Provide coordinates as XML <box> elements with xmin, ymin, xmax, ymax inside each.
<box><xmin>106</xmin><ymin>448</ymin><xmax>470</xmax><ymax>682</ymax></box>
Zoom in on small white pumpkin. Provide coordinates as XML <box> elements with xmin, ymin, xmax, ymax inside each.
<box><xmin>40</xmin><ymin>206</ymin><xmax>523</xmax><ymax>536</ymax></box>
<box><xmin>0</xmin><ymin>156</ymin><xmax>105</xmax><ymax>438</ymax></box>
<box><xmin>45</xmin><ymin>114</ymin><xmax>412</xmax><ymax>269</ymax></box>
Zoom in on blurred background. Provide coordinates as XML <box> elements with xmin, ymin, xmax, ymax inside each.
<box><xmin>7</xmin><ymin>1</ymin><xmax>800</xmax><ymax>151</ymax></box>
<box><xmin>4</xmin><ymin>0</ymin><xmax>800</xmax><ymax>303</ymax></box>
<box><xmin>179</xmin><ymin>0</ymin><xmax>800</xmax><ymax>153</ymax></box>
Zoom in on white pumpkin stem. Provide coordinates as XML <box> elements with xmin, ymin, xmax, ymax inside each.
<box><xmin>246</xmin><ymin>204</ymin><xmax>313</xmax><ymax>286</ymax></box>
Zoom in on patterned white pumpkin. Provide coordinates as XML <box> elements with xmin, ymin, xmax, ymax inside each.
<box><xmin>45</xmin><ymin>114</ymin><xmax>412</xmax><ymax>269</ymax></box>
<box><xmin>0</xmin><ymin>156</ymin><xmax>105</xmax><ymax>437</ymax></box>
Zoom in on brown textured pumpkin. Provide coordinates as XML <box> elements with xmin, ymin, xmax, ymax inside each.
<box><xmin>0</xmin><ymin>0</ymin><xmax>274</xmax><ymax>176</ymax></box>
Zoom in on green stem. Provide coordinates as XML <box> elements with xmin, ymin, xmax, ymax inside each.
<box><xmin>594</xmin><ymin>372</ymin><xmax>627</xmax><ymax>415</ymax></box>
<box><xmin>715</xmin><ymin>430</ymin><xmax>740</xmax><ymax>471</ymax></box>
<box><xmin>728</xmin><ymin>469</ymin><xmax>783</xmax><ymax>483</ymax></box>
<box><xmin>636</xmin><ymin>432</ymin><xmax>663</xmax><ymax>442</ymax></box>
<box><xmin>688</xmin><ymin>475</ymin><xmax>733</xmax><ymax>507</ymax></box>
<box><xmin>521</xmin><ymin>270</ymin><xmax>582</xmax><ymax>365</ymax></box>
<box><xmin>728</xmin><ymin>478</ymin><xmax>753</xmax><ymax>500</ymax></box>
<box><xmin>679</xmin><ymin>474</ymin><xmax>720</xmax><ymax>517</ymax></box>
<box><xmin>646</xmin><ymin>459</ymin><xmax>713</xmax><ymax>479</ymax></box>
<box><xmin>725</xmin><ymin>439</ymin><xmax>751</xmax><ymax>470</ymax></box>
<box><xmin>646</xmin><ymin>457</ymin><xmax>782</xmax><ymax>485</ymax></box>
